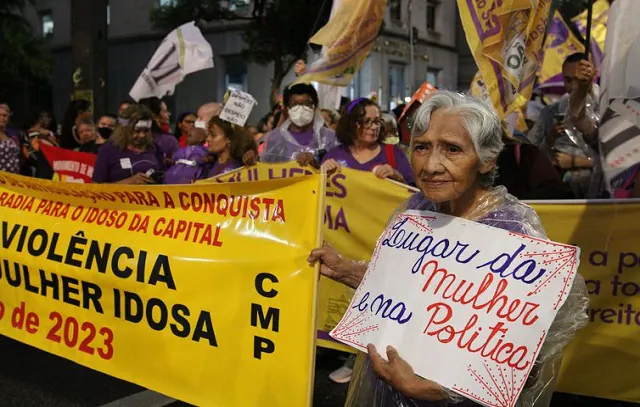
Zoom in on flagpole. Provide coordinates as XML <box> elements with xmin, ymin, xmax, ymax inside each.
<box><xmin>408</xmin><ymin>0</ymin><xmax>414</xmax><ymax>96</ymax></box>
<box><xmin>584</xmin><ymin>0</ymin><xmax>594</xmax><ymax>60</ymax></box>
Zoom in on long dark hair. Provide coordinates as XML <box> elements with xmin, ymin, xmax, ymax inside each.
<box><xmin>336</xmin><ymin>99</ymin><xmax>383</xmax><ymax>146</ymax></box>
<box><xmin>174</xmin><ymin>111</ymin><xmax>196</xmax><ymax>138</ymax></box>
<box><xmin>208</xmin><ymin>117</ymin><xmax>257</xmax><ymax>163</ymax></box>
<box><xmin>60</xmin><ymin>99</ymin><xmax>91</xmax><ymax>149</ymax></box>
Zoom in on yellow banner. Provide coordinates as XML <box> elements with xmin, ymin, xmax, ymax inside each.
<box><xmin>202</xmin><ymin>163</ymin><xmax>414</xmax><ymax>352</ymax></box>
<box><xmin>457</xmin><ymin>0</ymin><xmax>552</xmax><ymax>118</ymax></box>
<box><xmin>0</xmin><ymin>172</ymin><xmax>325</xmax><ymax>406</ymax></box>
<box><xmin>296</xmin><ymin>0</ymin><xmax>387</xmax><ymax>86</ymax></box>
<box><xmin>534</xmin><ymin>202</ymin><xmax>640</xmax><ymax>403</ymax></box>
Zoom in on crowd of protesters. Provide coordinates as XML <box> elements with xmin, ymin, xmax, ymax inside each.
<box><xmin>0</xmin><ymin>53</ymin><xmax>623</xmax><ymax>201</ymax></box>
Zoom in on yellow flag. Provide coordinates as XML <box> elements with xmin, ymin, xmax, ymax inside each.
<box><xmin>0</xmin><ymin>172</ymin><xmax>324</xmax><ymax>407</ymax></box>
<box><xmin>296</xmin><ymin>0</ymin><xmax>387</xmax><ymax>86</ymax></box>
<box><xmin>572</xmin><ymin>0</ymin><xmax>609</xmax><ymax>69</ymax></box>
<box><xmin>538</xmin><ymin>11</ymin><xmax>585</xmax><ymax>92</ymax></box>
<box><xmin>457</xmin><ymin>0</ymin><xmax>552</xmax><ymax>118</ymax></box>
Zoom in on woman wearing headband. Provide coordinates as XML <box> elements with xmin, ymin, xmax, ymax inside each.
<box><xmin>321</xmin><ymin>98</ymin><xmax>414</xmax><ymax>185</ymax></box>
<box><xmin>92</xmin><ymin>105</ymin><xmax>165</xmax><ymax>184</ymax></box>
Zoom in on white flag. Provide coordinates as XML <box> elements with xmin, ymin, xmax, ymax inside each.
<box><xmin>598</xmin><ymin>0</ymin><xmax>640</xmax><ymax>187</ymax></box>
<box><xmin>129</xmin><ymin>21</ymin><xmax>214</xmax><ymax>102</ymax></box>
<box><xmin>316</xmin><ymin>0</ymin><xmax>343</xmax><ymax>110</ymax></box>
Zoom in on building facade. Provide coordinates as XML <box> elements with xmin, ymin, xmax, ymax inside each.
<box><xmin>23</xmin><ymin>0</ymin><xmax>461</xmax><ymax>123</ymax></box>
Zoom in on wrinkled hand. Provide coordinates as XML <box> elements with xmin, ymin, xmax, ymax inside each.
<box><xmin>368</xmin><ymin>345</ymin><xmax>446</xmax><ymax>401</ymax></box>
<box><xmin>373</xmin><ymin>164</ymin><xmax>403</xmax><ymax>182</ymax></box>
<box><xmin>307</xmin><ymin>242</ymin><xmax>352</xmax><ymax>283</ymax></box>
<box><xmin>554</xmin><ymin>152</ymin><xmax>574</xmax><ymax>169</ymax></box>
<box><xmin>296</xmin><ymin>152</ymin><xmax>316</xmax><ymax>167</ymax></box>
<box><xmin>575</xmin><ymin>60</ymin><xmax>595</xmax><ymax>85</ymax></box>
<box><xmin>321</xmin><ymin>159</ymin><xmax>342</xmax><ymax>175</ymax></box>
<box><xmin>123</xmin><ymin>173</ymin><xmax>153</xmax><ymax>185</ymax></box>
<box><xmin>243</xmin><ymin>149</ymin><xmax>257</xmax><ymax>166</ymax></box>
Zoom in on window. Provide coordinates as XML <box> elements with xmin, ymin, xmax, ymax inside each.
<box><xmin>229</xmin><ymin>0</ymin><xmax>250</xmax><ymax>11</ymax></box>
<box><xmin>225</xmin><ymin>57</ymin><xmax>247</xmax><ymax>92</ymax></box>
<box><xmin>426</xmin><ymin>68</ymin><xmax>440</xmax><ymax>87</ymax></box>
<box><xmin>41</xmin><ymin>11</ymin><xmax>54</xmax><ymax>38</ymax></box>
<box><xmin>426</xmin><ymin>1</ymin><xmax>438</xmax><ymax>30</ymax></box>
<box><xmin>389</xmin><ymin>0</ymin><xmax>402</xmax><ymax>21</ymax></box>
<box><xmin>107</xmin><ymin>3</ymin><xmax>110</xmax><ymax>25</ymax></box>
<box><xmin>159</xmin><ymin>0</ymin><xmax>177</xmax><ymax>6</ymax></box>
<box><xmin>389</xmin><ymin>64</ymin><xmax>406</xmax><ymax>110</ymax></box>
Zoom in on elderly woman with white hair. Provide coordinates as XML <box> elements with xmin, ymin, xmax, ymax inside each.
<box><xmin>309</xmin><ymin>90</ymin><xmax>588</xmax><ymax>406</ymax></box>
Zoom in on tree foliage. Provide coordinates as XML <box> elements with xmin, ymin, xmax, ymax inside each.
<box><xmin>150</xmin><ymin>0</ymin><xmax>331</xmax><ymax>104</ymax></box>
<box><xmin>0</xmin><ymin>0</ymin><xmax>51</xmax><ymax>83</ymax></box>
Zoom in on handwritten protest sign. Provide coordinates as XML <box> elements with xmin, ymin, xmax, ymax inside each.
<box><xmin>219</xmin><ymin>89</ymin><xmax>257</xmax><ymax>127</ymax></box>
<box><xmin>331</xmin><ymin>210</ymin><xmax>580</xmax><ymax>407</ymax></box>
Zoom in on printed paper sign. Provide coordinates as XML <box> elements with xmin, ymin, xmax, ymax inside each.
<box><xmin>330</xmin><ymin>210</ymin><xmax>580</xmax><ymax>407</ymax></box>
<box><xmin>219</xmin><ymin>89</ymin><xmax>257</xmax><ymax>127</ymax></box>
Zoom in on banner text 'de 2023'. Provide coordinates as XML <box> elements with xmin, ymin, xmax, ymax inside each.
<box><xmin>0</xmin><ymin>172</ymin><xmax>325</xmax><ymax>407</ymax></box>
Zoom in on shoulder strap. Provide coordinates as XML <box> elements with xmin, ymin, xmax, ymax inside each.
<box><xmin>514</xmin><ymin>144</ymin><xmax>522</xmax><ymax>166</ymax></box>
<box><xmin>384</xmin><ymin>144</ymin><xmax>397</xmax><ymax>169</ymax></box>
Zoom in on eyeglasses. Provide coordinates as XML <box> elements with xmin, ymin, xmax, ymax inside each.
<box><xmin>360</xmin><ymin>118</ymin><xmax>382</xmax><ymax>128</ymax></box>
<box><xmin>288</xmin><ymin>101</ymin><xmax>316</xmax><ymax>109</ymax></box>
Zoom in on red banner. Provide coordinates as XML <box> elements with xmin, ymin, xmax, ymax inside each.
<box><xmin>40</xmin><ymin>144</ymin><xmax>97</xmax><ymax>183</ymax></box>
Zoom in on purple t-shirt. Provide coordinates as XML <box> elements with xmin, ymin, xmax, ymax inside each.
<box><xmin>260</xmin><ymin>126</ymin><xmax>338</xmax><ymax>163</ymax></box>
<box><xmin>92</xmin><ymin>142</ymin><xmax>164</xmax><ymax>183</ymax></box>
<box><xmin>163</xmin><ymin>145</ymin><xmax>210</xmax><ymax>184</ymax></box>
<box><xmin>405</xmin><ymin>191</ymin><xmax>530</xmax><ymax>234</ymax></box>
<box><xmin>203</xmin><ymin>158</ymin><xmax>241</xmax><ymax>179</ymax></box>
<box><xmin>293</xmin><ymin>129</ymin><xmax>314</xmax><ymax>147</ymax></box>
<box><xmin>322</xmin><ymin>144</ymin><xmax>415</xmax><ymax>185</ymax></box>
<box><xmin>153</xmin><ymin>131</ymin><xmax>179</xmax><ymax>159</ymax></box>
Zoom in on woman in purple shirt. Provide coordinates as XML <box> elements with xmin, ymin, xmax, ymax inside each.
<box><xmin>202</xmin><ymin>117</ymin><xmax>257</xmax><ymax>179</ymax></box>
<box><xmin>321</xmin><ymin>98</ymin><xmax>414</xmax><ymax>185</ymax></box>
<box><xmin>92</xmin><ymin>105</ymin><xmax>164</xmax><ymax>184</ymax></box>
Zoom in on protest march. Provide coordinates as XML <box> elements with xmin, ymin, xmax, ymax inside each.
<box><xmin>2</xmin><ymin>0</ymin><xmax>640</xmax><ymax>406</ymax></box>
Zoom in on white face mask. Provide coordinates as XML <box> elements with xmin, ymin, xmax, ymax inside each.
<box><xmin>288</xmin><ymin>105</ymin><xmax>315</xmax><ymax>127</ymax></box>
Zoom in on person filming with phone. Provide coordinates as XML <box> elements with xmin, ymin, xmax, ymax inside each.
<box><xmin>527</xmin><ymin>53</ymin><xmax>599</xmax><ymax>198</ymax></box>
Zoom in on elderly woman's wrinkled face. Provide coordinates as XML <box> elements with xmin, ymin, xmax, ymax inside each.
<box><xmin>77</xmin><ymin>124</ymin><xmax>97</xmax><ymax>145</ymax></box>
<box><xmin>356</xmin><ymin>105</ymin><xmax>381</xmax><ymax>145</ymax></box>
<box><xmin>410</xmin><ymin>110</ymin><xmax>494</xmax><ymax>204</ymax></box>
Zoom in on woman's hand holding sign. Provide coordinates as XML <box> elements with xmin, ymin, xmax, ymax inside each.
<box><xmin>307</xmin><ymin>242</ymin><xmax>366</xmax><ymax>289</ymax></box>
<box><xmin>368</xmin><ymin>344</ymin><xmax>446</xmax><ymax>401</ymax></box>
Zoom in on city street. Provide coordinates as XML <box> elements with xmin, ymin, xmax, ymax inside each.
<box><xmin>0</xmin><ymin>335</ymin><xmax>636</xmax><ymax>407</ymax></box>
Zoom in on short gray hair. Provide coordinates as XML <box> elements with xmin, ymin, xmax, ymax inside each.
<box><xmin>411</xmin><ymin>90</ymin><xmax>504</xmax><ymax>187</ymax></box>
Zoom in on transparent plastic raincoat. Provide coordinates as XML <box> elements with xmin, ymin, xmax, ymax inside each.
<box><xmin>345</xmin><ymin>186</ymin><xmax>590</xmax><ymax>407</ymax></box>
<box><xmin>259</xmin><ymin>113</ymin><xmax>338</xmax><ymax>163</ymax></box>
